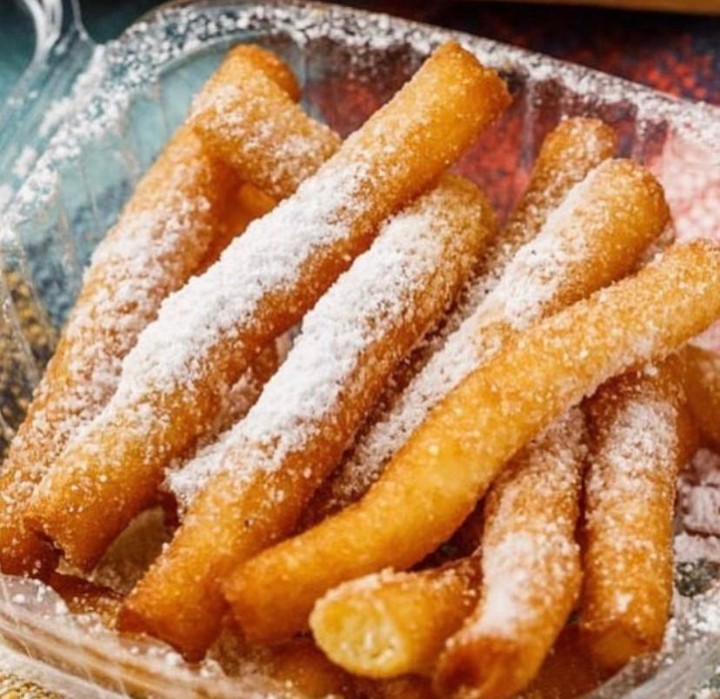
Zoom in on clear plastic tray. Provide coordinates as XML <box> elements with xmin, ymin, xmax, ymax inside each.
<box><xmin>2</xmin><ymin>1</ymin><xmax>720</xmax><ymax>696</ymax></box>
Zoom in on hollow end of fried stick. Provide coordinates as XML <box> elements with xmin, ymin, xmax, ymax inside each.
<box><xmin>434</xmin><ymin>636</ymin><xmax>533</xmax><ymax>699</ymax></box>
<box><xmin>224</xmin><ymin>241</ymin><xmax>720</xmax><ymax>645</ymax></box>
<box><xmin>435</xmin><ymin>410</ymin><xmax>584</xmax><ymax>699</ymax></box>
<box><xmin>119</xmin><ymin>174</ymin><xmax>496</xmax><ymax>659</ymax></box>
<box><xmin>310</xmin><ymin>559</ymin><xmax>480</xmax><ymax>679</ymax></box>
<box><xmin>0</xmin><ymin>46</ymin><xmax>299</xmax><ymax>578</ymax></box>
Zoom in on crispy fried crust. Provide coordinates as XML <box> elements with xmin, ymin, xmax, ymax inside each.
<box><xmin>189</xmin><ymin>45</ymin><xmax>339</xmax><ymax>200</ymax></box>
<box><xmin>26</xmin><ymin>42</ymin><xmax>510</xmax><ymax>575</ymax></box>
<box><xmin>224</xmin><ymin>241</ymin><xmax>720</xmax><ymax>644</ymax></box>
<box><xmin>682</xmin><ymin>343</ymin><xmax>720</xmax><ymax>451</ymax></box>
<box><xmin>0</xmin><ymin>46</ymin><xmax>301</xmax><ymax>577</ymax></box>
<box><xmin>434</xmin><ymin>410</ymin><xmax>585</xmax><ymax>699</ymax></box>
<box><xmin>118</xmin><ymin>176</ymin><xmax>496</xmax><ymax>659</ymax></box>
<box><xmin>308</xmin><ymin>117</ymin><xmax>617</xmax><ymax>526</ymax></box>
<box><xmin>311</xmin><ymin>558</ymin><xmax>481</xmax><ymax>678</ymax></box>
<box><xmin>579</xmin><ymin>356</ymin><xmax>696</xmax><ymax>672</ymax></box>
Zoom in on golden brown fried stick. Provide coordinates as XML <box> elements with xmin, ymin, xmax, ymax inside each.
<box><xmin>579</xmin><ymin>356</ymin><xmax>696</xmax><ymax>672</ymax></box>
<box><xmin>310</xmin><ymin>158</ymin><xmax>666</xmax><ymax>522</ymax></box>
<box><xmin>165</xmin><ymin>339</ymin><xmax>284</xmax><ymax>519</ymax></box>
<box><xmin>189</xmin><ymin>49</ymin><xmax>340</xmax><ymax>200</ymax></box>
<box><xmin>682</xmin><ymin>343</ymin><xmax>720</xmax><ymax>451</ymax></box>
<box><xmin>354</xmin><ymin>675</ymin><xmax>435</xmax><ymax>699</ymax></box>
<box><xmin>308</xmin><ymin>118</ymin><xmax>616</xmax><ymax>526</ymax></box>
<box><xmin>311</xmin><ymin>557</ymin><xmax>481</xmax><ymax>678</ymax></box>
<box><xmin>434</xmin><ymin>410</ymin><xmax>585</xmax><ymax>699</ymax></box>
<box><xmin>27</xmin><ymin>42</ymin><xmax>510</xmax><ymax>573</ymax></box>
<box><xmin>119</xmin><ymin>176</ymin><xmax>495</xmax><ymax>660</ymax></box>
<box><xmin>195</xmin><ymin>182</ymin><xmax>277</xmax><ymax>275</ymax></box>
<box><xmin>259</xmin><ymin>638</ymin><xmax>360</xmax><ymax>699</ymax></box>
<box><xmin>484</xmin><ymin>117</ymin><xmax>617</xmax><ymax>276</ymax></box>
<box><xmin>0</xmin><ymin>45</ymin><xmax>323</xmax><ymax>577</ymax></box>
<box><xmin>225</xmin><ymin>241</ymin><xmax>720</xmax><ymax>644</ymax></box>
<box><xmin>311</xmin><ymin>410</ymin><xmax>584</xmax><ymax>683</ymax></box>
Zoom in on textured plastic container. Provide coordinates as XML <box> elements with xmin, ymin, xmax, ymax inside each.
<box><xmin>1</xmin><ymin>1</ymin><xmax>720</xmax><ymax>697</ymax></box>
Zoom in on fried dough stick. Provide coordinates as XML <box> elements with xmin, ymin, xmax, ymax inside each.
<box><xmin>311</xmin><ymin>557</ymin><xmax>481</xmax><ymax>678</ymax></box>
<box><xmin>682</xmin><ymin>343</ymin><xmax>720</xmax><ymax>451</ymax></box>
<box><xmin>484</xmin><ymin>117</ymin><xmax>617</xmax><ymax>277</ymax></box>
<box><xmin>27</xmin><ymin>42</ymin><xmax>510</xmax><ymax>572</ymax></box>
<box><xmin>225</xmin><ymin>241</ymin><xmax>720</xmax><ymax>644</ymax></box>
<box><xmin>256</xmin><ymin>638</ymin><xmax>361</xmax><ymax>699</ymax></box>
<box><xmin>119</xmin><ymin>176</ymin><xmax>495</xmax><ymax>659</ymax></box>
<box><xmin>310</xmin><ymin>410</ymin><xmax>584</xmax><ymax>683</ymax></box>
<box><xmin>310</xmin><ymin>157</ymin><xmax>665</xmax><ymax>522</ymax></box>
<box><xmin>0</xmin><ymin>45</ymin><xmax>331</xmax><ymax>576</ymax></box>
<box><xmin>309</xmin><ymin>118</ymin><xmax>616</xmax><ymax>524</ymax></box>
<box><xmin>579</xmin><ymin>356</ymin><xmax>696</xmax><ymax>672</ymax></box>
<box><xmin>47</xmin><ymin>573</ymin><xmax>122</xmax><ymax>628</ymax></box>
<box><xmin>163</xmin><ymin>337</ymin><xmax>286</xmax><ymax>519</ymax></box>
<box><xmin>434</xmin><ymin>410</ymin><xmax>585</xmax><ymax>699</ymax></box>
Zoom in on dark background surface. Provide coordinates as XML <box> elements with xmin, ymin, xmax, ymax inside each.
<box><xmin>2</xmin><ymin>1</ymin><xmax>720</xmax><ymax>105</ymax></box>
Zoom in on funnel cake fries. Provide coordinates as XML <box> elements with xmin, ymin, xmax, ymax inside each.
<box><xmin>310</xmin><ymin>117</ymin><xmax>616</xmax><ymax>525</ymax></box>
<box><xmin>0</xmin><ymin>45</ymin><xmax>328</xmax><ymax>577</ymax></box>
<box><xmin>226</xmin><ymin>241</ymin><xmax>720</xmax><ymax>644</ymax></box>
<box><xmin>311</xmin><ymin>556</ymin><xmax>481</xmax><ymax>679</ymax></box>
<box><xmin>163</xmin><ymin>339</ymin><xmax>285</xmax><ymax>520</ymax></box>
<box><xmin>26</xmin><ymin>42</ymin><xmax>510</xmax><ymax>572</ymax></box>
<box><xmin>120</xmin><ymin>175</ymin><xmax>495</xmax><ymax>659</ymax></box>
<box><xmin>311</xmin><ymin>410</ymin><xmax>584</xmax><ymax>685</ymax></box>
<box><xmin>434</xmin><ymin>410</ymin><xmax>585</xmax><ymax>699</ymax></box>
<box><xmin>683</xmin><ymin>343</ymin><xmax>720</xmax><ymax>451</ymax></box>
<box><xmin>482</xmin><ymin>117</ymin><xmax>617</xmax><ymax>279</ymax></box>
<box><xmin>312</xmin><ymin>157</ymin><xmax>666</xmax><ymax>520</ymax></box>
<box><xmin>189</xmin><ymin>50</ymin><xmax>340</xmax><ymax>200</ymax></box>
<box><xmin>579</xmin><ymin>357</ymin><xmax>696</xmax><ymax>672</ymax></box>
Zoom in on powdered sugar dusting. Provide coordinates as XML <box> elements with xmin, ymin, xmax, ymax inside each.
<box><xmin>586</xmin><ymin>394</ymin><xmax>678</xmax><ymax>519</ymax></box>
<box><xmin>167</xmin><ymin>179</ymin><xmax>482</xmax><ymax>503</ymax></box>
<box><xmin>2</xmin><ymin>131</ymin><xmax>231</xmax><ymax>503</ymax></box>
<box><xmin>488</xmin><ymin>169</ymin><xmax>596</xmax><ymax>329</ymax></box>
<box><xmin>168</xmin><ymin>428</ymin><xmax>236</xmax><ymax>515</ymax></box>
<box><xmin>320</xmin><ymin>163</ymin><xmax>619</xmax><ymax>513</ymax></box>
<box><xmin>190</xmin><ymin>79</ymin><xmax>340</xmax><ymax>199</ymax></box>
<box><xmin>453</xmin><ymin>409</ymin><xmax>584</xmax><ymax>639</ymax></box>
<box><xmin>115</xmin><ymin>160</ymin><xmax>370</xmax><ymax>404</ymax></box>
